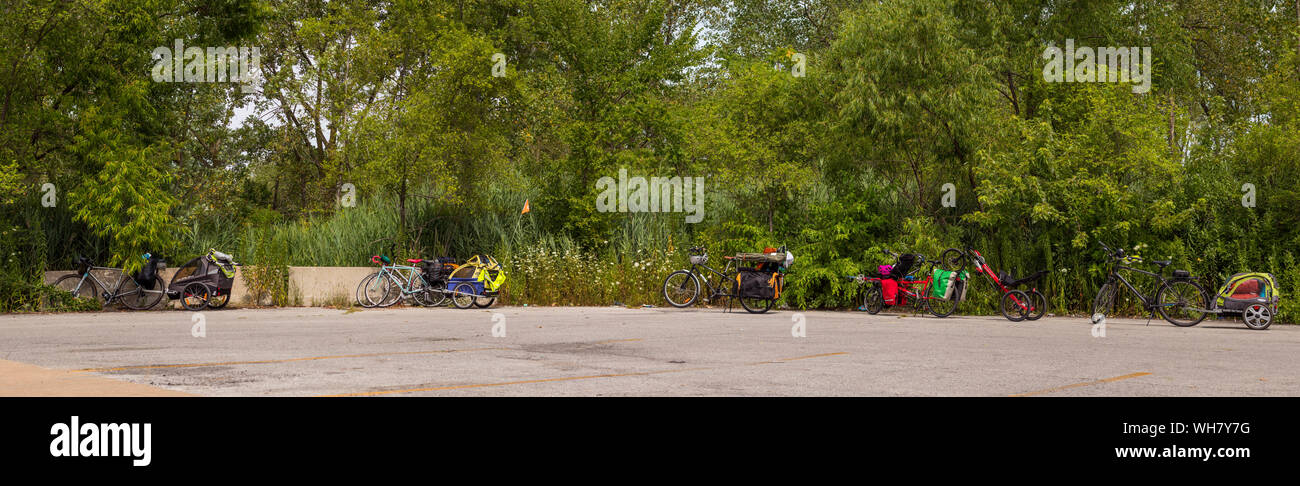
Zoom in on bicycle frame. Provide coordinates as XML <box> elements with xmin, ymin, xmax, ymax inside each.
<box><xmin>70</xmin><ymin>266</ymin><xmax>138</xmax><ymax>303</ymax></box>
<box><xmin>684</xmin><ymin>258</ymin><xmax>738</xmax><ymax>300</ymax></box>
<box><xmin>1104</xmin><ymin>263</ymin><xmax>1173</xmax><ymax>310</ymax></box>
<box><xmin>374</xmin><ymin>263</ymin><xmax>430</xmax><ymax>298</ymax></box>
<box><xmin>962</xmin><ymin>247</ymin><xmax>1036</xmax><ymax>310</ymax></box>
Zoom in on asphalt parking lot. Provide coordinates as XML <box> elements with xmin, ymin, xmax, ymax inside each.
<box><xmin>1</xmin><ymin>306</ymin><xmax>1297</xmax><ymax>396</ymax></box>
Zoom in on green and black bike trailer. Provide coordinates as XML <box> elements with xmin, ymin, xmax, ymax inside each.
<box><xmin>1208</xmin><ymin>272</ymin><xmax>1279</xmax><ymax>330</ymax></box>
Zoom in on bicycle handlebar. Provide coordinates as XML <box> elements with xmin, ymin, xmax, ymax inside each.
<box><xmin>1098</xmin><ymin>241</ymin><xmax>1124</xmax><ymax>259</ymax></box>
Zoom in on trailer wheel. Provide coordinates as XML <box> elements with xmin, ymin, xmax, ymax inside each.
<box><xmin>181</xmin><ymin>282</ymin><xmax>210</xmax><ymax>311</ymax></box>
<box><xmin>451</xmin><ymin>283</ymin><xmax>475</xmax><ymax>309</ymax></box>
<box><xmin>207</xmin><ymin>291</ymin><xmax>230</xmax><ymax>309</ymax></box>
<box><xmin>1243</xmin><ymin>303</ymin><xmax>1273</xmax><ymax>330</ymax></box>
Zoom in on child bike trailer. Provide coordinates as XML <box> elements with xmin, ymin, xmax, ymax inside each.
<box><xmin>1210</xmin><ymin>272</ymin><xmax>1280</xmax><ymax>330</ymax></box>
<box><xmin>168</xmin><ymin>249</ymin><xmax>238</xmax><ymax>311</ymax></box>
<box><xmin>447</xmin><ymin>254</ymin><xmax>505</xmax><ymax>309</ymax></box>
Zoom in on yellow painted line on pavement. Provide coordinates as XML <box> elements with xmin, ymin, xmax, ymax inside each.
<box><xmin>1010</xmin><ymin>372</ymin><xmax>1152</xmax><ymax>397</ymax></box>
<box><xmin>318</xmin><ymin>351</ymin><xmax>850</xmax><ymax>397</ymax></box>
<box><xmin>317</xmin><ymin>367</ymin><xmax>714</xmax><ymax>397</ymax></box>
<box><xmin>73</xmin><ymin>347</ymin><xmax>509</xmax><ymax>373</ymax></box>
<box><xmin>750</xmin><ymin>352</ymin><xmax>848</xmax><ymax>365</ymax></box>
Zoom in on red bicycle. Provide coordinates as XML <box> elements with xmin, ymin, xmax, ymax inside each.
<box><xmin>939</xmin><ymin>246</ymin><xmax>1047</xmax><ymax>322</ymax></box>
<box><xmin>849</xmin><ymin>249</ymin><xmax>960</xmax><ymax>317</ymax></box>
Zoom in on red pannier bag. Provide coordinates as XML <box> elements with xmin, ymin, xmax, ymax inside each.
<box><xmin>882</xmin><ymin>279</ymin><xmax>898</xmax><ymax>305</ymax></box>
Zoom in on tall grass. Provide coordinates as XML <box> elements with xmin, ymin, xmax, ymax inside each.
<box><xmin>175</xmin><ymin>185</ymin><xmax>704</xmax><ymax>307</ymax></box>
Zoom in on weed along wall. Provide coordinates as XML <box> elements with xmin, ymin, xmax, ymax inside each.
<box><xmin>45</xmin><ymin>267</ymin><xmax>375</xmax><ymax>308</ymax></box>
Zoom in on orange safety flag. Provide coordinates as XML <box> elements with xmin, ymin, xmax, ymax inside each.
<box><xmin>521</xmin><ymin>199</ymin><xmax>531</xmax><ymax>214</ymax></box>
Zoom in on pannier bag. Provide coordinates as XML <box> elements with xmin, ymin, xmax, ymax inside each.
<box><xmin>736</xmin><ymin>268</ymin><xmax>782</xmax><ymax>299</ymax></box>
<box><xmin>881</xmin><ymin>278</ymin><xmax>899</xmax><ymax>305</ymax></box>
<box><xmin>930</xmin><ymin>269</ymin><xmax>969</xmax><ymax>300</ymax></box>
<box><xmin>1215</xmin><ymin>272</ymin><xmax>1279</xmax><ymax>311</ymax></box>
<box><xmin>133</xmin><ymin>253</ymin><xmax>165</xmax><ymax>290</ymax></box>
<box><xmin>421</xmin><ymin>257</ymin><xmax>454</xmax><ymax>282</ymax></box>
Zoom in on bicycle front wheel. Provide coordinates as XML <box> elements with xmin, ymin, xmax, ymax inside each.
<box><xmin>862</xmin><ymin>286</ymin><xmax>883</xmax><ymax>314</ymax></box>
<box><xmin>662</xmin><ymin>270</ymin><xmax>700</xmax><ymax>308</ymax></box>
<box><xmin>360</xmin><ymin>273</ymin><xmax>392</xmax><ymax>307</ymax></box>
<box><xmin>49</xmin><ymin>274</ymin><xmax>99</xmax><ymax>307</ymax></box>
<box><xmin>1000</xmin><ymin>290</ymin><xmax>1029</xmax><ymax>322</ymax></box>
<box><xmin>355</xmin><ymin>272</ymin><xmax>379</xmax><ymax>307</ymax></box>
<box><xmin>1157</xmin><ymin>280</ymin><xmax>1208</xmax><ymax>327</ymax></box>
<box><xmin>1092</xmin><ymin>281</ymin><xmax>1116</xmax><ymax>318</ymax></box>
<box><xmin>376</xmin><ymin>274</ymin><xmax>403</xmax><ymax>307</ymax></box>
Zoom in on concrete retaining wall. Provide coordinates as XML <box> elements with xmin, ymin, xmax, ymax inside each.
<box><xmin>44</xmin><ymin>266</ymin><xmax>375</xmax><ymax>307</ymax></box>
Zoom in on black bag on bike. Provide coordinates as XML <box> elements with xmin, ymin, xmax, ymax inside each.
<box><xmin>737</xmin><ymin>268</ymin><xmax>779</xmax><ymax>299</ymax></box>
<box><xmin>133</xmin><ymin>255</ymin><xmax>164</xmax><ymax>290</ymax></box>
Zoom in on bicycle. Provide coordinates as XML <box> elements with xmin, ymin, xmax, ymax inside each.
<box><xmin>662</xmin><ymin>246</ymin><xmax>776</xmax><ymax>313</ymax></box>
<box><xmin>1091</xmin><ymin>241</ymin><xmax>1208</xmax><ymax>327</ymax></box>
<box><xmin>48</xmin><ymin>254</ymin><xmax>167</xmax><ymax>310</ymax></box>
<box><xmin>849</xmin><ymin>249</ymin><xmax>960</xmax><ymax>318</ymax></box>
<box><xmin>357</xmin><ymin>256</ymin><xmax>443</xmax><ymax>308</ymax></box>
<box><xmin>939</xmin><ymin>246</ymin><xmax>1047</xmax><ymax>322</ymax></box>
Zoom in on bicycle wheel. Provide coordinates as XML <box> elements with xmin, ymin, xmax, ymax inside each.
<box><xmin>738</xmin><ymin>296</ymin><xmax>774</xmax><ymax>314</ymax></box>
<box><xmin>376</xmin><ymin>274</ymin><xmax>403</xmax><ymax>307</ymax></box>
<box><xmin>422</xmin><ymin>282</ymin><xmax>449</xmax><ymax>307</ymax></box>
<box><xmin>409</xmin><ymin>277</ymin><xmax>431</xmax><ymax>306</ymax></box>
<box><xmin>938</xmin><ymin>248</ymin><xmax>966</xmax><ymax>272</ymax></box>
<box><xmin>1025</xmin><ymin>289</ymin><xmax>1047</xmax><ymax>321</ymax></box>
<box><xmin>662</xmin><ymin>270</ymin><xmax>700</xmax><ymax>308</ymax></box>
<box><xmin>862</xmin><ymin>286</ymin><xmax>883</xmax><ymax>314</ymax></box>
<box><xmin>451</xmin><ymin>282</ymin><xmax>475</xmax><ymax>309</ymax></box>
<box><xmin>1000</xmin><ymin>290</ymin><xmax>1029</xmax><ymax>322</ymax></box>
<box><xmin>926</xmin><ymin>292</ymin><xmax>959</xmax><ymax>318</ymax></box>
<box><xmin>1156</xmin><ymin>280</ymin><xmax>1208</xmax><ymax>327</ymax></box>
<box><xmin>361</xmin><ymin>274</ymin><xmax>392</xmax><ymax>307</ymax></box>
<box><xmin>118</xmin><ymin>277</ymin><xmax>164</xmax><ymax>310</ymax></box>
<box><xmin>180</xmin><ymin>282</ymin><xmax>210</xmax><ymax>311</ymax></box>
<box><xmin>49</xmin><ymin>274</ymin><xmax>99</xmax><ymax>307</ymax></box>
<box><xmin>356</xmin><ymin>272</ymin><xmax>380</xmax><ymax>307</ymax></box>
<box><xmin>1092</xmin><ymin>281</ymin><xmax>1117</xmax><ymax>318</ymax></box>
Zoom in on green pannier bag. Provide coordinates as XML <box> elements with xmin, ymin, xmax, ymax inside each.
<box><xmin>930</xmin><ymin>268</ymin><xmax>969</xmax><ymax>300</ymax></box>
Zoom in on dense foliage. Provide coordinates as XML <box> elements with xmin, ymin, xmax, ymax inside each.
<box><xmin>3</xmin><ymin>0</ymin><xmax>1299</xmax><ymax>320</ymax></box>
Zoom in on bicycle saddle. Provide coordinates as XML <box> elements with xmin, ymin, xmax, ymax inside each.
<box><xmin>406</xmin><ymin>259</ymin><xmax>424</xmax><ymax>263</ymax></box>
<box><xmin>1003</xmin><ymin>270</ymin><xmax>1047</xmax><ymax>289</ymax></box>
<box><xmin>1152</xmin><ymin>260</ymin><xmax>1171</xmax><ymax>267</ymax></box>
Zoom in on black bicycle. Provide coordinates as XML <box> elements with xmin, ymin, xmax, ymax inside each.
<box><xmin>1091</xmin><ymin>241</ymin><xmax>1208</xmax><ymax>327</ymax></box>
<box><xmin>662</xmin><ymin>246</ymin><xmax>774</xmax><ymax>313</ymax></box>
